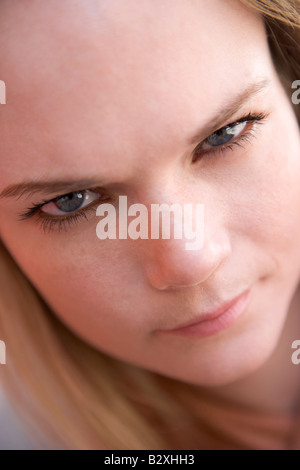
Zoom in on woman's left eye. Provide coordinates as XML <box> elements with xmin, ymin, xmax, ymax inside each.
<box><xmin>192</xmin><ymin>112</ymin><xmax>267</xmax><ymax>159</ymax></box>
<box><xmin>41</xmin><ymin>190</ymin><xmax>99</xmax><ymax>216</ymax></box>
<box><xmin>202</xmin><ymin>121</ymin><xmax>247</xmax><ymax>150</ymax></box>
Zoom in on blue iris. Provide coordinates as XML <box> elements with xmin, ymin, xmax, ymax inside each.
<box><xmin>206</xmin><ymin>125</ymin><xmax>237</xmax><ymax>147</ymax></box>
<box><xmin>55</xmin><ymin>191</ymin><xmax>85</xmax><ymax>212</ymax></box>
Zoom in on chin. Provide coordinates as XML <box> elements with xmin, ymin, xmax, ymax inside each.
<box><xmin>201</xmin><ymin>347</ymin><xmax>279</xmax><ymax>387</ymax></box>
<box><xmin>152</xmin><ymin>336</ymin><xmax>282</xmax><ymax>388</ymax></box>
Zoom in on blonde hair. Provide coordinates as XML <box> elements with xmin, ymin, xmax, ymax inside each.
<box><xmin>1</xmin><ymin>0</ymin><xmax>300</xmax><ymax>450</ymax></box>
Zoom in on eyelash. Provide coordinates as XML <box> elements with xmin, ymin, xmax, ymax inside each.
<box><xmin>192</xmin><ymin>111</ymin><xmax>267</xmax><ymax>160</ymax></box>
<box><xmin>31</xmin><ymin>204</ymin><xmax>96</xmax><ymax>233</ymax></box>
<box><xmin>20</xmin><ymin>111</ymin><xmax>268</xmax><ymax>233</ymax></box>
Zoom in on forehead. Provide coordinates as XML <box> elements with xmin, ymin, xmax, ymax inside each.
<box><xmin>0</xmin><ymin>0</ymin><xmax>270</xmax><ymax>184</ymax></box>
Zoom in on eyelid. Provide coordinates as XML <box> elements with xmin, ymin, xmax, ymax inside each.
<box><xmin>19</xmin><ymin>187</ymin><xmax>109</xmax><ymax>220</ymax></box>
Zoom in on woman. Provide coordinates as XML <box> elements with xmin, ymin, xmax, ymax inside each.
<box><xmin>0</xmin><ymin>0</ymin><xmax>300</xmax><ymax>450</ymax></box>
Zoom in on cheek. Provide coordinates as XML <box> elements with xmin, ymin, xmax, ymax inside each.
<box><xmin>230</xmin><ymin>111</ymin><xmax>300</xmax><ymax>270</ymax></box>
<box><xmin>2</xmin><ymin>232</ymin><xmax>148</xmax><ymax>351</ymax></box>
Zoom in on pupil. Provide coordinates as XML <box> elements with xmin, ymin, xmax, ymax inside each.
<box><xmin>56</xmin><ymin>191</ymin><xmax>85</xmax><ymax>212</ymax></box>
<box><xmin>207</xmin><ymin>126</ymin><xmax>234</xmax><ymax>147</ymax></box>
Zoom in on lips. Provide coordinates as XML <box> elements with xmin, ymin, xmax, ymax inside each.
<box><xmin>159</xmin><ymin>289</ymin><xmax>251</xmax><ymax>338</ymax></box>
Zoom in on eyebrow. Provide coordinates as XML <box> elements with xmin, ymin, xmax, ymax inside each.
<box><xmin>0</xmin><ymin>79</ymin><xmax>271</xmax><ymax>201</ymax></box>
<box><xmin>0</xmin><ymin>178</ymin><xmax>105</xmax><ymax>200</ymax></box>
<box><xmin>188</xmin><ymin>78</ymin><xmax>271</xmax><ymax>145</ymax></box>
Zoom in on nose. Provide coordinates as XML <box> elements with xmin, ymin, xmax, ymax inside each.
<box><xmin>140</xmin><ymin>210</ymin><xmax>231</xmax><ymax>291</ymax></box>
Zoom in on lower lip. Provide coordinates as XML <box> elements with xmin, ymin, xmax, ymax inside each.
<box><xmin>161</xmin><ymin>289</ymin><xmax>251</xmax><ymax>339</ymax></box>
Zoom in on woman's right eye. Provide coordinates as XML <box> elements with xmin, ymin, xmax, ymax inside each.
<box><xmin>19</xmin><ymin>188</ymin><xmax>109</xmax><ymax>233</ymax></box>
<box><xmin>41</xmin><ymin>190</ymin><xmax>100</xmax><ymax>216</ymax></box>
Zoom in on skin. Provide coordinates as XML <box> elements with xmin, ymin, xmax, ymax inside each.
<box><xmin>1</xmin><ymin>0</ymin><xmax>300</xmax><ymax>413</ymax></box>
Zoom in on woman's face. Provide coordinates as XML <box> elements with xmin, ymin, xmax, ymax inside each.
<box><xmin>1</xmin><ymin>0</ymin><xmax>300</xmax><ymax>386</ymax></box>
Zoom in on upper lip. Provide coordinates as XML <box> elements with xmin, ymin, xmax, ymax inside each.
<box><xmin>161</xmin><ymin>289</ymin><xmax>249</xmax><ymax>332</ymax></box>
